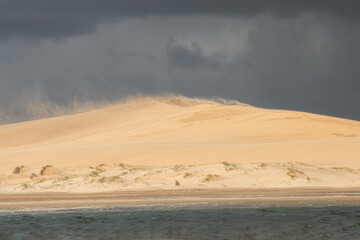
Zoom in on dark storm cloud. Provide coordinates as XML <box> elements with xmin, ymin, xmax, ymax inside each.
<box><xmin>1</xmin><ymin>1</ymin><xmax>360</xmax><ymax>123</ymax></box>
<box><xmin>0</xmin><ymin>0</ymin><xmax>359</xmax><ymax>40</ymax></box>
<box><xmin>166</xmin><ymin>36</ymin><xmax>221</xmax><ymax>70</ymax></box>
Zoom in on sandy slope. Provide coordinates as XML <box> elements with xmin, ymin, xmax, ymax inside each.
<box><xmin>0</xmin><ymin>96</ymin><xmax>360</xmax><ymax>192</ymax></box>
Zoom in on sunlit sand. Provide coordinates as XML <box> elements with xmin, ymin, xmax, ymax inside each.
<box><xmin>0</xmin><ymin>96</ymin><xmax>360</xmax><ymax>193</ymax></box>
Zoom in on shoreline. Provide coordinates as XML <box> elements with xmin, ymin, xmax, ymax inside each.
<box><xmin>2</xmin><ymin>188</ymin><xmax>360</xmax><ymax>212</ymax></box>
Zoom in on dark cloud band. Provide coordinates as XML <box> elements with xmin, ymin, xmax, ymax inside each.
<box><xmin>1</xmin><ymin>0</ymin><xmax>359</xmax><ymax>39</ymax></box>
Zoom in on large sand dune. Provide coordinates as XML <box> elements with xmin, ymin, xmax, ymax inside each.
<box><xmin>0</xmin><ymin>96</ymin><xmax>360</xmax><ymax>192</ymax></box>
<box><xmin>1</xmin><ymin>96</ymin><xmax>360</xmax><ymax>171</ymax></box>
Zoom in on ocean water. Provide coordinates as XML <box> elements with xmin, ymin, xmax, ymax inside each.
<box><xmin>1</xmin><ymin>206</ymin><xmax>360</xmax><ymax>240</ymax></box>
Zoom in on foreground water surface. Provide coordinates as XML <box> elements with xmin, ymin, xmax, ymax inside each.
<box><xmin>1</xmin><ymin>205</ymin><xmax>360</xmax><ymax>240</ymax></box>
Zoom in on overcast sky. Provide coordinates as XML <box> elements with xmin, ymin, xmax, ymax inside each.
<box><xmin>1</xmin><ymin>0</ymin><xmax>360</xmax><ymax>123</ymax></box>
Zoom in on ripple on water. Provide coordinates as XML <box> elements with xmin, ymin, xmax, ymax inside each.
<box><xmin>1</xmin><ymin>206</ymin><xmax>360</xmax><ymax>240</ymax></box>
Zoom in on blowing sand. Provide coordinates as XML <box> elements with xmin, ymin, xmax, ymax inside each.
<box><xmin>0</xmin><ymin>96</ymin><xmax>360</xmax><ymax>194</ymax></box>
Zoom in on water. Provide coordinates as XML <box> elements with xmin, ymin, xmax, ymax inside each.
<box><xmin>1</xmin><ymin>206</ymin><xmax>360</xmax><ymax>240</ymax></box>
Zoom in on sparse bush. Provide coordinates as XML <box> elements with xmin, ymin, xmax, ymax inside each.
<box><xmin>95</xmin><ymin>164</ymin><xmax>105</xmax><ymax>173</ymax></box>
<box><xmin>175</xmin><ymin>180</ymin><xmax>180</xmax><ymax>186</ymax></box>
<box><xmin>98</xmin><ymin>177</ymin><xmax>107</xmax><ymax>183</ymax></box>
<box><xmin>173</xmin><ymin>165</ymin><xmax>183</xmax><ymax>172</ymax></box>
<box><xmin>22</xmin><ymin>183</ymin><xmax>29</xmax><ymax>189</ymax></box>
<box><xmin>37</xmin><ymin>179</ymin><xmax>45</xmax><ymax>184</ymax></box>
<box><xmin>40</xmin><ymin>165</ymin><xmax>52</xmax><ymax>175</ymax></box>
<box><xmin>204</xmin><ymin>174</ymin><xmax>220</xmax><ymax>182</ymax></box>
<box><xmin>88</xmin><ymin>170</ymin><xmax>100</xmax><ymax>177</ymax></box>
<box><xmin>109</xmin><ymin>176</ymin><xmax>122</xmax><ymax>182</ymax></box>
<box><xmin>260</xmin><ymin>163</ymin><xmax>267</xmax><ymax>169</ymax></box>
<box><xmin>30</xmin><ymin>173</ymin><xmax>38</xmax><ymax>179</ymax></box>
<box><xmin>287</xmin><ymin>168</ymin><xmax>304</xmax><ymax>179</ymax></box>
<box><xmin>117</xmin><ymin>163</ymin><xmax>125</xmax><ymax>168</ymax></box>
<box><xmin>13</xmin><ymin>165</ymin><xmax>24</xmax><ymax>174</ymax></box>
<box><xmin>222</xmin><ymin>162</ymin><xmax>237</xmax><ymax>171</ymax></box>
<box><xmin>183</xmin><ymin>172</ymin><xmax>193</xmax><ymax>179</ymax></box>
<box><xmin>331</xmin><ymin>167</ymin><xmax>358</xmax><ymax>174</ymax></box>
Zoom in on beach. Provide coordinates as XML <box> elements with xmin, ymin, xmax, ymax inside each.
<box><xmin>1</xmin><ymin>188</ymin><xmax>360</xmax><ymax>211</ymax></box>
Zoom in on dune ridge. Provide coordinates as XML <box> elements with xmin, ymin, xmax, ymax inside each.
<box><xmin>0</xmin><ymin>95</ymin><xmax>360</xmax><ymax>192</ymax></box>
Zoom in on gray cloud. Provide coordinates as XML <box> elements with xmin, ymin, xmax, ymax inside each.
<box><xmin>166</xmin><ymin>36</ymin><xmax>222</xmax><ymax>70</ymax></box>
<box><xmin>0</xmin><ymin>4</ymin><xmax>360</xmax><ymax>123</ymax></box>
<box><xmin>0</xmin><ymin>0</ymin><xmax>359</xmax><ymax>40</ymax></box>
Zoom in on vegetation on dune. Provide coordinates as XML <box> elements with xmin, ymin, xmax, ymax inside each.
<box><xmin>13</xmin><ymin>165</ymin><xmax>24</xmax><ymax>174</ymax></box>
<box><xmin>222</xmin><ymin>162</ymin><xmax>237</xmax><ymax>171</ymax></box>
<box><xmin>30</xmin><ymin>173</ymin><xmax>38</xmax><ymax>179</ymax></box>
<box><xmin>204</xmin><ymin>174</ymin><xmax>220</xmax><ymax>182</ymax></box>
<box><xmin>260</xmin><ymin>163</ymin><xmax>268</xmax><ymax>169</ymax></box>
<box><xmin>183</xmin><ymin>172</ymin><xmax>193</xmax><ymax>179</ymax></box>
<box><xmin>88</xmin><ymin>170</ymin><xmax>100</xmax><ymax>178</ymax></box>
<box><xmin>286</xmin><ymin>168</ymin><xmax>304</xmax><ymax>179</ymax></box>
<box><xmin>40</xmin><ymin>165</ymin><xmax>53</xmax><ymax>175</ymax></box>
<box><xmin>331</xmin><ymin>167</ymin><xmax>359</xmax><ymax>174</ymax></box>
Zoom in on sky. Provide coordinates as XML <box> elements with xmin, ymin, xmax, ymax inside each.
<box><xmin>1</xmin><ymin>0</ymin><xmax>360</xmax><ymax>123</ymax></box>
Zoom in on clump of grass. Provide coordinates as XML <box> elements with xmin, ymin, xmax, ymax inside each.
<box><xmin>40</xmin><ymin>165</ymin><xmax>52</xmax><ymax>175</ymax></box>
<box><xmin>109</xmin><ymin>176</ymin><xmax>121</xmax><ymax>182</ymax></box>
<box><xmin>87</xmin><ymin>164</ymin><xmax>108</xmax><ymax>178</ymax></box>
<box><xmin>61</xmin><ymin>176</ymin><xmax>70</xmax><ymax>181</ymax></box>
<box><xmin>287</xmin><ymin>168</ymin><xmax>304</xmax><ymax>179</ymax></box>
<box><xmin>295</xmin><ymin>162</ymin><xmax>311</xmax><ymax>167</ymax></box>
<box><xmin>331</xmin><ymin>167</ymin><xmax>358</xmax><ymax>174</ymax></box>
<box><xmin>22</xmin><ymin>183</ymin><xmax>29</xmax><ymax>189</ymax></box>
<box><xmin>97</xmin><ymin>176</ymin><xmax>123</xmax><ymax>184</ymax></box>
<box><xmin>95</xmin><ymin>164</ymin><xmax>106</xmax><ymax>172</ymax></box>
<box><xmin>116</xmin><ymin>163</ymin><xmax>125</xmax><ymax>168</ymax></box>
<box><xmin>222</xmin><ymin>162</ymin><xmax>237</xmax><ymax>171</ymax></box>
<box><xmin>222</xmin><ymin>162</ymin><xmax>231</xmax><ymax>167</ymax></box>
<box><xmin>204</xmin><ymin>174</ymin><xmax>220</xmax><ymax>182</ymax></box>
<box><xmin>36</xmin><ymin>179</ymin><xmax>45</xmax><ymax>184</ymax></box>
<box><xmin>88</xmin><ymin>170</ymin><xmax>100</xmax><ymax>177</ymax></box>
<box><xmin>173</xmin><ymin>165</ymin><xmax>184</xmax><ymax>172</ymax></box>
<box><xmin>260</xmin><ymin>163</ymin><xmax>268</xmax><ymax>169</ymax></box>
<box><xmin>30</xmin><ymin>173</ymin><xmax>38</xmax><ymax>179</ymax></box>
<box><xmin>183</xmin><ymin>172</ymin><xmax>193</xmax><ymax>179</ymax></box>
<box><xmin>120</xmin><ymin>171</ymin><xmax>129</xmax><ymax>176</ymax></box>
<box><xmin>175</xmin><ymin>180</ymin><xmax>180</xmax><ymax>186</ymax></box>
<box><xmin>13</xmin><ymin>165</ymin><xmax>24</xmax><ymax>174</ymax></box>
<box><xmin>98</xmin><ymin>177</ymin><xmax>107</xmax><ymax>183</ymax></box>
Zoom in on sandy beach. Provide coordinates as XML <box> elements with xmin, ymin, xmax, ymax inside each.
<box><xmin>1</xmin><ymin>188</ymin><xmax>360</xmax><ymax>211</ymax></box>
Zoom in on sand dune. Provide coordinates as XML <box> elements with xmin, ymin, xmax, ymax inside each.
<box><xmin>1</xmin><ymin>96</ymin><xmax>359</xmax><ymax>169</ymax></box>
<box><xmin>0</xmin><ymin>96</ymin><xmax>360</xmax><ymax>192</ymax></box>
